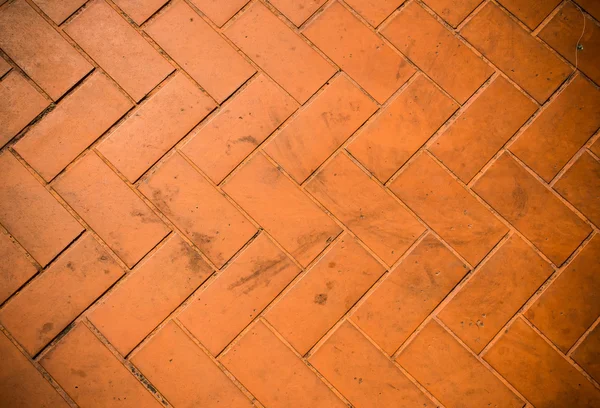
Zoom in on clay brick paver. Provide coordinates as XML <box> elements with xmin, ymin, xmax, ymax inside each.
<box><xmin>15</xmin><ymin>72</ymin><xmax>133</xmax><ymax>181</ymax></box>
<box><xmin>484</xmin><ymin>317</ymin><xmax>600</xmax><ymax>407</ymax></box>
<box><xmin>88</xmin><ymin>234</ymin><xmax>213</xmax><ymax>355</ymax></box>
<box><xmin>266</xmin><ymin>234</ymin><xmax>384</xmax><ymax>354</ymax></box>
<box><xmin>0</xmin><ymin>233</ymin><xmax>123</xmax><ymax>355</ymax></box>
<box><xmin>3</xmin><ymin>0</ymin><xmax>600</xmax><ymax>406</ymax></box>
<box><xmin>64</xmin><ymin>0</ymin><xmax>173</xmax><ymax>102</ymax></box>
<box><xmin>98</xmin><ymin>72</ymin><xmax>215</xmax><ymax>182</ymax></box>
<box><xmin>303</xmin><ymin>1</ymin><xmax>415</xmax><ymax>104</ymax></box>
<box><xmin>352</xmin><ymin>234</ymin><xmax>468</xmax><ymax>354</ymax></box>
<box><xmin>0</xmin><ymin>0</ymin><xmax>92</xmax><ymax>101</ymax></box>
<box><xmin>382</xmin><ymin>1</ymin><xmax>493</xmax><ymax>104</ymax></box>
<box><xmin>0</xmin><ymin>71</ymin><xmax>49</xmax><ymax>148</ymax></box>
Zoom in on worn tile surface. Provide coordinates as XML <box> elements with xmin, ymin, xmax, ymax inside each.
<box><xmin>1</xmin><ymin>0</ymin><xmax>599</xmax><ymax>406</ymax></box>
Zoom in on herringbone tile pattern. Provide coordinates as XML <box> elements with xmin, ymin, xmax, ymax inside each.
<box><xmin>1</xmin><ymin>0</ymin><xmax>599</xmax><ymax>407</ymax></box>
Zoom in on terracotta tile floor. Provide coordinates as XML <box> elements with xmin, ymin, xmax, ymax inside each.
<box><xmin>1</xmin><ymin>0</ymin><xmax>599</xmax><ymax>407</ymax></box>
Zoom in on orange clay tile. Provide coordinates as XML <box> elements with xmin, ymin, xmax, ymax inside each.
<box><xmin>382</xmin><ymin>1</ymin><xmax>493</xmax><ymax>104</ymax></box>
<box><xmin>98</xmin><ymin>73</ymin><xmax>215</xmax><ymax>182</ymax></box>
<box><xmin>183</xmin><ymin>74</ymin><xmax>298</xmax><ymax>184</ymax></box>
<box><xmin>188</xmin><ymin>0</ymin><xmax>249</xmax><ymax>27</ymax></box>
<box><xmin>461</xmin><ymin>2</ymin><xmax>571</xmax><ymax>103</ymax></box>
<box><xmin>303</xmin><ymin>1</ymin><xmax>415</xmax><ymax>104</ymax></box>
<box><xmin>53</xmin><ymin>152</ymin><xmax>170</xmax><ymax>268</ymax></box>
<box><xmin>309</xmin><ymin>321</ymin><xmax>432</xmax><ymax>408</ymax></box>
<box><xmin>306</xmin><ymin>153</ymin><xmax>425</xmax><ymax>265</ymax></box>
<box><xmin>397</xmin><ymin>320</ymin><xmax>523</xmax><ymax>408</ymax></box>
<box><xmin>15</xmin><ymin>72</ymin><xmax>133</xmax><ymax>181</ymax></box>
<box><xmin>509</xmin><ymin>74</ymin><xmax>600</xmax><ymax>182</ymax></box>
<box><xmin>348</xmin><ymin>74</ymin><xmax>458</xmax><ymax>182</ymax></box>
<box><xmin>0</xmin><ymin>232</ymin><xmax>37</xmax><ymax>305</ymax></box>
<box><xmin>352</xmin><ymin>234</ymin><xmax>467</xmax><ymax>354</ymax></box>
<box><xmin>438</xmin><ymin>234</ymin><xmax>553</xmax><ymax>353</ymax></box>
<box><xmin>269</xmin><ymin>0</ymin><xmax>327</xmax><ymax>26</ymax></box>
<box><xmin>473</xmin><ymin>152</ymin><xmax>591</xmax><ymax>265</ymax></box>
<box><xmin>421</xmin><ymin>0</ymin><xmax>483</xmax><ymax>27</ymax></box>
<box><xmin>430</xmin><ymin>75</ymin><xmax>537</xmax><ymax>183</ymax></box>
<box><xmin>222</xmin><ymin>153</ymin><xmax>341</xmax><ymax>267</ymax></box>
<box><xmin>64</xmin><ymin>0</ymin><xmax>173</xmax><ymax>102</ymax></box>
<box><xmin>0</xmin><ymin>331</ymin><xmax>69</xmax><ymax>407</ymax></box>
<box><xmin>0</xmin><ymin>0</ymin><xmax>92</xmax><ymax>100</ymax></box>
<box><xmin>265</xmin><ymin>74</ymin><xmax>376</xmax><ymax>183</ymax></box>
<box><xmin>131</xmin><ymin>321</ymin><xmax>253</xmax><ymax>408</ymax></box>
<box><xmin>484</xmin><ymin>317</ymin><xmax>600</xmax><ymax>407</ymax></box>
<box><xmin>390</xmin><ymin>153</ymin><xmax>508</xmax><ymax>265</ymax></box>
<box><xmin>41</xmin><ymin>324</ymin><xmax>162</xmax><ymax>407</ymax></box>
<box><xmin>139</xmin><ymin>153</ymin><xmax>257</xmax><ymax>267</ymax></box>
<box><xmin>220</xmin><ymin>320</ymin><xmax>347</xmax><ymax>407</ymax></box>
<box><xmin>0</xmin><ymin>151</ymin><xmax>83</xmax><ymax>267</ymax></box>
<box><xmin>144</xmin><ymin>0</ymin><xmax>255</xmax><ymax>103</ymax></box>
<box><xmin>497</xmin><ymin>0</ymin><xmax>561</xmax><ymax>29</ymax></box>
<box><xmin>225</xmin><ymin>1</ymin><xmax>336</xmax><ymax>103</ymax></box>
<box><xmin>179</xmin><ymin>233</ymin><xmax>300</xmax><ymax>355</ymax></box>
<box><xmin>0</xmin><ymin>233</ymin><xmax>123</xmax><ymax>355</ymax></box>
<box><xmin>265</xmin><ymin>234</ymin><xmax>384</xmax><ymax>354</ymax></box>
<box><xmin>572</xmin><ymin>323</ymin><xmax>600</xmax><ymax>384</ymax></box>
<box><xmin>0</xmin><ymin>72</ymin><xmax>49</xmax><ymax>148</ymax></box>
<box><xmin>343</xmin><ymin>0</ymin><xmax>405</xmax><ymax>27</ymax></box>
<box><xmin>0</xmin><ymin>56</ymin><xmax>10</xmax><ymax>77</ymax></box>
<box><xmin>525</xmin><ymin>235</ymin><xmax>600</xmax><ymax>352</ymax></box>
<box><xmin>31</xmin><ymin>0</ymin><xmax>87</xmax><ymax>24</ymax></box>
<box><xmin>112</xmin><ymin>0</ymin><xmax>168</xmax><ymax>25</ymax></box>
<box><xmin>88</xmin><ymin>234</ymin><xmax>213</xmax><ymax>355</ymax></box>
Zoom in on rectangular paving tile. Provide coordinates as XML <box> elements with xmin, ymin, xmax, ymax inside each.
<box><xmin>0</xmin><ymin>151</ymin><xmax>83</xmax><ymax>267</ymax></box>
<box><xmin>554</xmin><ymin>151</ymin><xmax>600</xmax><ymax>228</ymax></box>
<box><xmin>390</xmin><ymin>153</ymin><xmax>508</xmax><ymax>265</ymax></box>
<box><xmin>439</xmin><ymin>234</ymin><xmax>553</xmax><ymax>353</ymax></box>
<box><xmin>89</xmin><ymin>234</ymin><xmax>212</xmax><ymax>355</ymax></box>
<box><xmin>64</xmin><ymin>0</ymin><xmax>174</xmax><ymax>101</ymax></box>
<box><xmin>220</xmin><ymin>320</ymin><xmax>346</xmax><ymax>408</ymax></box>
<box><xmin>306</xmin><ymin>153</ymin><xmax>425</xmax><ymax>265</ymax></box>
<box><xmin>509</xmin><ymin>74</ymin><xmax>600</xmax><ymax>182</ymax></box>
<box><xmin>344</xmin><ymin>0</ymin><xmax>405</xmax><ymax>27</ymax></box>
<box><xmin>179</xmin><ymin>233</ymin><xmax>300</xmax><ymax>355</ymax></box>
<box><xmin>0</xmin><ymin>232</ymin><xmax>37</xmax><ymax>305</ymax></box>
<box><xmin>266</xmin><ymin>235</ymin><xmax>385</xmax><ymax>354</ymax></box>
<box><xmin>304</xmin><ymin>2</ymin><xmax>415</xmax><ymax>104</ymax></box>
<box><xmin>352</xmin><ymin>234</ymin><xmax>468</xmax><ymax>354</ymax></box>
<box><xmin>145</xmin><ymin>0</ymin><xmax>255</xmax><ymax>103</ymax></box>
<box><xmin>421</xmin><ymin>0</ymin><xmax>483</xmax><ymax>27</ymax></box>
<box><xmin>189</xmin><ymin>0</ymin><xmax>249</xmax><ymax>27</ymax></box>
<box><xmin>461</xmin><ymin>2</ymin><xmax>571</xmax><ymax>103</ymax></box>
<box><xmin>265</xmin><ymin>74</ymin><xmax>376</xmax><ymax>183</ymax></box>
<box><xmin>397</xmin><ymin>320</ymin><xmax>523</xmax><ymax>408</ymax></box>
<box><xmin>98</xmin><ymin>73</ymin><xmax>215</xmax><ymax>182</ymax></box>
<box><xmin>0</xmin><ymin>234</ymin><xmax>123</xmax><ymax>355</ymax></box>
<box><xmin>0</xmin><ymin>72</ymin><xmax>49</xmax><ymax>148</ymax></box>
<box><xmin>539</xmin><ymin>2</ymin><xmax>600</xmax><ymax>86</ymax></box>
<box><xmin>139</xmin><ymin>153</ymin><xmax>257</xmax><ymax>267</ymax></box>
<box><xmin>53</xmin><ymin>153</ymin><xmax>170</xmax><ymax>268</ymax></box>
<box><xmin>0</xmin><ymin>56</ymin><xmax>10</xmax><ymax>77</ymax></box>
<box><xmin>572</xmin><ymin>323</ymin><xmax>600</xmax><ymax>384</ymax></box>
<box><xmin>310</xmin><ymin>321</ymin><xmax>432</xmax><ymax>408</ymax></box>
<box><xmin>0</xmin><ymin>0</ymin><xmax>92</xmax><ymax>100</ymax></box>
<box><xmin>430</xmin><ymin>75</ymin><xmax>537</xmax><ymax>183</ymax></box>
<box><xmin>269</xmin><ymin>0</ymin><xmax>327</xmax><ymax>26</ymax></box>
<box><xmin>15</xmin><ymin>72</ymin><xmax>133</xmax><ymax>182</ymax></box>
<box><xmin>225</xmin><ymin>1</ymin><xmax>336</xmax><ymax>103</ymax></box>
<box><xmin>182</xmin><ymin>74</ymin><xmax>298</xmax><ymax>184</ymax></box>
<box><xmin>0</xmin><ymin>331</ymin><xmax>69</xmax><ymax>408</ymax></box>
<box><xmin>382</xmin><ymin>1</ymin><xmax>493</xmax><ymax>104</ymax></box>
<box><xmin>222</xmin><ymin>153</ymin><xmax>341</xmax><ymax>267</ymax></box>
<box><xmin>472</xmin><ymin>153</ymin><xmax>591</xmax><ymax>265</ymax></box>
<box><xmin>525</xmin><ymin>235</ymin><xmax>600</xmax><ymax>352</ymax></box>
<box><xmin>131</xmin><ymin>321</ymin><xmax>252</xmax><ymax>408</ymax></box>
<box><xmin>348</xmin><ymin>74</ymin><xmax>458</xmax><ymax>182</ymax></box>
<box><xmin>41</xmin><ymin>324</ymin><xmax>162</xmax><ymax>408</ymax></box>
<box><xmin>112</xmin><ymin>0</ymin><xmax>168</xmax><ymax>25</ymax></box>
<box><xmin>484</xmin><ymin>317</ymin><xmax>600</xmax><ymax>407</ymax></box>
<box><xmin>497</xmin><ymin>0</ymin><xmax>561</xmax><ymax>29</ymax></box>
<box><xmin>32</xmin><ymin>0</ymin><xmax>87</xmax><ymax>24</ymax></box>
